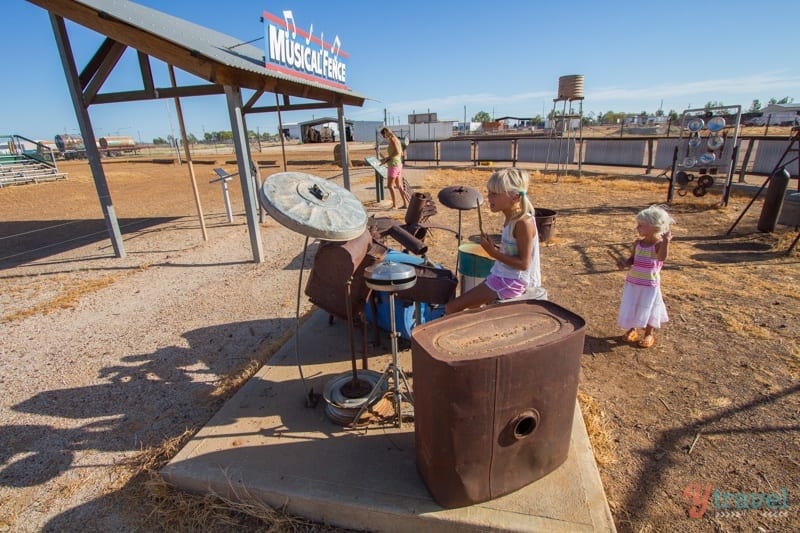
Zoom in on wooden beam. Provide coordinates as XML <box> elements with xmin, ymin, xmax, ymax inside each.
<box><xmin>91</xmin><ymin>83</ymin><xmax>226</xmax><ymax>104</ymax></box>
<box><xmin>83</xmin><ymin>40</ymin><xmax>127</xmax><ymax>105</ymax></box>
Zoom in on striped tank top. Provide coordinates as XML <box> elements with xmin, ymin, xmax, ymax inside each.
<box><xmin>625</xmin><ymin>241</ymin><xmax>662</xmax><ymax>287</ymax></box>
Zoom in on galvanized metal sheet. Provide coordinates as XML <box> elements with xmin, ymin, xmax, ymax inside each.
<box><xmin>260</xmin><ymin>172</ymin><xmax>366</xmax><ymax>241</ymax></box>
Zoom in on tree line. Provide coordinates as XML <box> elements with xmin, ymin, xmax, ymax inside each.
<box><xmin>151</xmin><ymin>130</ymin><xmax>279</xmax><ymax>145</ymax></box>
<box><xmin>470</xmin><ymin>95</ymin><xmax>795</xmax><ymax>127</ymax></box>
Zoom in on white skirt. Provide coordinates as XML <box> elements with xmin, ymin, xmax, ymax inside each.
<box><xmin>617</xmin><ymin>282</ymin><xmax>668</xmax><ymax>330</ymax></box>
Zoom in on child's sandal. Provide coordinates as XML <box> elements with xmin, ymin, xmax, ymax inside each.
<box><xmin>622</xmin><ymin>329</ymin><xmax>639</xmax><ymax>343</ymax></box>
<box><xmin>637</xmin><ymin>334</ymin><xmax>655</xmax><ymax>348</ymax></box>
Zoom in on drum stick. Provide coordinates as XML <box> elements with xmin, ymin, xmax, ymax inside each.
<box><xmin>476</xmin><ymin>198</ymin><xmax>484</xmax><ymax>236</ymax></box>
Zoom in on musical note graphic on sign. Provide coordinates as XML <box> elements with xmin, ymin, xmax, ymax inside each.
<box><xmin>305</xmin><ymin>23</ymin><xmax>314</xmax><ymax>45</ymax></box>
<box><xmin>282</xmin><ymin>10</ymin><xmax>296</xmax><ymax>38</ymax></box>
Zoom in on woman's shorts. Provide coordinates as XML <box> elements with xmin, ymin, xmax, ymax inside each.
<box><xmin>485</xmin><ymin>274</ymin><xmax>527</xmax><ymax>299</ymax></box>
<box><xmin>387</xmin><ymin>165</ymin><xmax>402</xmax><ymax>179</ymax></box>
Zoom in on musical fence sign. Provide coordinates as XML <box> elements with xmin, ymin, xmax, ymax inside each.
<box><xmin>262</xmin><ymin>9</ymin><xmax>349</xmax><ymax>90</ymax></box>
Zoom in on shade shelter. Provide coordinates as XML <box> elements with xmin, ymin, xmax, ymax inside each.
<box><xmin>27</xmin><ymin>0</ymin><xmax>367</xmax><ymax>262</ymax></box>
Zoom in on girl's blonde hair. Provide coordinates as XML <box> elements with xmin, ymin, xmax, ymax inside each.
<box><xmin>637</xmin><ymin>204</ymin><xmax>675</xmax><ymax>235</ymax></box>
<box><xmin>487</xmin><ymin>168</ymin><xmax>535</xmax><ymax>223</ymax></box>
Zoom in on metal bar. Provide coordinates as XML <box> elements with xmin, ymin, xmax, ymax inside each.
<box><xmin>50</xmin><ymin>13</ymin><xmax>125</xmax><ymax>258</ymax></box>
<box><xmin>275</xmin><ymin>93</ymin><xmax>288</xmax><ymax>172</ymax></box>
<box><xmin>338</xmin><ymin>103</ymin><xmax>351</xmax><ymax>190</ymax></box>
<box><xmin>225</xmin><ymin>84</ymin><xmax>264</xmax><ymax>263</ymax></box>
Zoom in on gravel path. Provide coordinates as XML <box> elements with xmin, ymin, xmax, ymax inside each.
<box><xmin>1</xmin><ymin>212</ymin><xmax>324</xmax><ymax>530</ymax></box>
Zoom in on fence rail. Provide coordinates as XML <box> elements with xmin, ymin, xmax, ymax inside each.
<box><xmin>404</xmin><ymin>135</ymin><xmax>800</xmax><ymax>179</ymax></box>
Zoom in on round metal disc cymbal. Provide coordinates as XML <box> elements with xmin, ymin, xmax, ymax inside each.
<box><xmin>438</xmin><ymin>185</ymin><xmax>483</xmax><ymax>210</ymax></box>
<box><xmin>260</xmin><ymin>172</ymin><xmax>367</xmax><ymax>241</ymax></box>
<box><xmin>364</xmin><ymin>261</ymin><xmax>417</xmax><ymax>292</ymax></box>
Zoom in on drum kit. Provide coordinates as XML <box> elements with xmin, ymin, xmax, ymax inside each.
<box><xmin>259</xmin><ymin>172</ymin><xmax>490</xmax><ymax>428</ymax></box>
<box><xmin>260</xmin><ymin>172</ymin><xmax>371</xmax><ymax>412</ymax></box>
<box><xmin>355</xmin><ymin>261</ymin><xmax>417</xmax><ymax>427</ymax></box>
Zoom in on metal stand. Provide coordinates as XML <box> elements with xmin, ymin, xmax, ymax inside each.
<box><xmin>354</xmin><ymin>291</ymin><xmax>414</xmax><ymax>428</ymax></box>
<box><xmin>211</xmin><ymin>167</ymin><xmax>235</xmax><ymax>223</ymax></box>
<box><xmin>727</xmin><ymin>129</ymin><xmax>800</xmax><ymax>235</ymax></box>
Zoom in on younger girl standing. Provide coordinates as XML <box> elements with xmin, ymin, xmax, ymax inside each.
<box><xmin>616</xmin><ymin>205</ymin><xmax>675</xmax><ymax>348</ymax></box>
<box><xmin>445</xmin><ymin>168</ymin><xmax>541</xmax><ymax>314</ymax></box>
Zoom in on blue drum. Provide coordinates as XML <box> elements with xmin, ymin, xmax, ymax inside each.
<box><xmin>365</xmin><ymin>250</ymin><xmax>454</xmax><ymax>340</ymax></box>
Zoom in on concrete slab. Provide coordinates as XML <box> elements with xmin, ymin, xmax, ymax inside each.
<box><xmin>162</xmin><ymin>310</ymin><xmax>616</xmax><ymax>532</ymax></box>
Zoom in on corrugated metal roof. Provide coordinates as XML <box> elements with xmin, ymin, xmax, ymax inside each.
<box><xmin>27</xmin><ymin>0</ymin><xmax>366</xmax><ymax>107</ymax></box>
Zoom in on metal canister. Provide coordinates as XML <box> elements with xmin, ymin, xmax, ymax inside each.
<box><xmin>411</xmin><ymin>299</ymin><xmax>586</xmax><ymax>508</ymax></box>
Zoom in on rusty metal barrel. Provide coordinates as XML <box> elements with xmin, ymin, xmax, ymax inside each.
<box><xmin>411</xmin><ymin>299</ymin><xmax>586</xmax><ymax>508</ymax></box>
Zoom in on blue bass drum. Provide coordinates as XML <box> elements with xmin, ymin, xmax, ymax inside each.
<box><xmin>365</xmin><ymin>249</ymin><xmax>455</xmax><ymax>340</ymax></box>
<box><xmin>365</xmin><ymin>294</ymin><xmax>445</xmax><ymax>341</ymax></box>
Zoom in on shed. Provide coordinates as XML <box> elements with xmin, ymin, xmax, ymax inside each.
<box><xmin>750</xmin><ymin>103</ymin><xmax>800</xmax><ymax>126</ymax></box>
<box><xmin>27</xmin><ymin>0</ymin><xmax>368</xmax><ymax>263</ymax></box>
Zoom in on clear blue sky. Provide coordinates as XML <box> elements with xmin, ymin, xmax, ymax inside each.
<box><xmin>3</xmin><ymin>0</ymin><xmax>798</xmax><ymax>143</ymax></box>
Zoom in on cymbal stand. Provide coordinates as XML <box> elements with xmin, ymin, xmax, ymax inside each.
<box><xmin>353</xmin><ymin>290</ymin><xmax>414</xmax><ymax>428</ymax></box>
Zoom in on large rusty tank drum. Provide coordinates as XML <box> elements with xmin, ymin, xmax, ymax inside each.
<box><xmin>99</xmin><ymin>135</ymin><xmax>136</xmax><ymax>149</ymax></box>
<box><xmin>54</xmin><ymin>133</ymin><xmax>85</xmax><ymax>152</ymax></box>
<box><xmin>411</xmin><ymin>299</ymin><xmax>586</xmax><ymax>508</ymax></box>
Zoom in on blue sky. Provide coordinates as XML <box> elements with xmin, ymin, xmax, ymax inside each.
<box><xmin>3</xmin><ymin>0</ymin><xmax>799</xmax><ymax>143</ymax></box>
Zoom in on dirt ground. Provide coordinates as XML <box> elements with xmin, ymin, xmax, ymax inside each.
<box><xmin>1</xmin><ymin>143</ymin><xmax>799</xmax><ymax>532</ymax></box>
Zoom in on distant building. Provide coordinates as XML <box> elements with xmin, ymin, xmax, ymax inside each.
<box><xmin>286</xmin><ymin>118</ymin><xmax>383</xmax><ymax>143</ymax></box>
<box><xmin>748</xmin><ymin>103</ymin><xmax>800</xmax><ymax>126</ymax></box>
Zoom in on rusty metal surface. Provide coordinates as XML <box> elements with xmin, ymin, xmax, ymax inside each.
<box><xmin>411</xmin><ymin>300</ymin><xmax>586</xmax><ymax>508</ymax></box>
<box><xmin>437</xmin><ymin>185</ymin><xmax>483</xmax><ymax>211</ymax></box>
<box><xmin>304</xmin><ymin>230</ymin><xmax>383</xmax><ymax>321</ymax></box>
<box><xmin>395</xmin><ymin>263</ymin><xmax>456</xmax><ymax>305</ymax></box>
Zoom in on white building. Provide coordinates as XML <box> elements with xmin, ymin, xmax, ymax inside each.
<box><xmin>748</xmin><ymin>103</ymin><xmax>800</xmax><ymax>126</ymax></box>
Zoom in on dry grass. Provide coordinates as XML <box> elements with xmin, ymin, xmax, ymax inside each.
<box><xmin>578</xmin><ymin>392</ymin><xmax>617</xmax><ymax>466</ymax></box>
<box><xmin>1</xmin><ymin>263</ymin><xmax>152</xmax><ymax>323</ymax></box>
<box><xmin>107</xmin><ymin>310</ymin><xmax>342</xmax><ymax>532</ymax></box>
<box><xmin>110</xmin><ymin>430</ymin><xmax>344</xmax><ymax>532</ymax></box>
<box><xmin>210</xmin><ymin>322</ymin><xmax>301</xmax><ymax>400</ymax></box>
<box><xmin>1</xmin><ymin>275</ymin><xmax>118</xmax><ymax>322</ymax></box>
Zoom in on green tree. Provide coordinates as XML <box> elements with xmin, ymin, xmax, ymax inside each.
<box><xmin>748</xmin><ymin>99</ymin><xmax>762</xmax><ymax>113</ymax></box>
<box><xmin>473</xmin><ymin>111</ymin><xmax>491</xmax><ymax>122</ymax></box>
<box><xmin>187</xmin><ymin>133</ymin><xmax>198</xmax><ymax>144</ymax></box>
<box><xmin>599</xmin><ymin>110</ymin><xmax>626</xmax><ymax>124</ymax></box>
<box><xmin>153</xmin><ymin>137</ymin><xmax>167</xmax><ymax>144</ymax></box>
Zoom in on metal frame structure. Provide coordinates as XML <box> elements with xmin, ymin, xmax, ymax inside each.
<box><xmin>727</xmin><ymin>128</ymin><xmax>800</xmax><ymax>253</ymax></box>
<box><xmin>666</xmin><ymin>105</ymin><xmax>741</xmax><ymax>205</ymax></box>
<box><xmin>28</xmin><ymin>0</ymin><xmax>367</xmax><ymax>262</ymax></box>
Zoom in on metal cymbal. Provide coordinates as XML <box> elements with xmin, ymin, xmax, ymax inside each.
<box><xmin>438</xmin><ymin>185</ymin><xmax>483</xmax><ymax>210</ymax></box>
<box><xmin>260</xmin><ymin>172</ymin><xmax>367</xmax><ymax>241</ymax></box>
<box><xmin>364</xmin><ymin>261</ymin><xmax>417</xmax><ymax>292</ymax></box>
